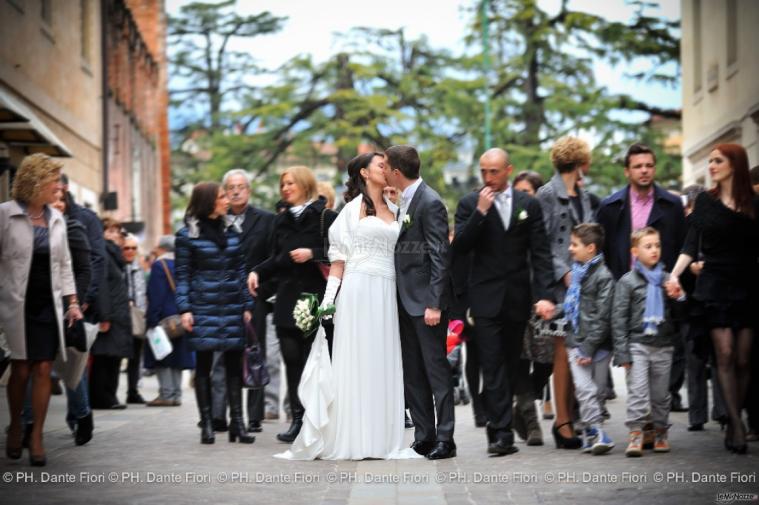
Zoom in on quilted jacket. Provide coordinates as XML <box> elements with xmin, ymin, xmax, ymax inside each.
<box><xmin>175</xmin><ymin>220</ymin><xmax>253</xmax><ymax>351</ymax></box>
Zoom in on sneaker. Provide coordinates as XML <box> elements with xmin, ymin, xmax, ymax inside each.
<box><xmin>591</xmin><ymin>427</ymin><xmax>614</xmax><ymax>455</ymax></box>
<box><xmin>654</xmin><ymin>429</ymin><xmax>670</xmax><ymax>453</ymax></box>
<box><xmin>625</xmin><ymin>431</ymin><xmax>643</xmax><ymax>457</ymax></box>
<box><xmin>581</xmin><ymin>428</ymin><xmax>597</xmax><ymax>453</ymax></box>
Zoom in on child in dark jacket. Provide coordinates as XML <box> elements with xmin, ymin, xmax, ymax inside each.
<box><xmin>612</xmin><ymin>227</ymin><xmax>678</xmax><ymax>457</ymax></box>
<box><xmin>563</xmin><ymin>224</ymin><xmax>616</xmax><ymax>455</ymax></box>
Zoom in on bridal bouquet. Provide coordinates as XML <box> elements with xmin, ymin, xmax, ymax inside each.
<box><xmin>293</xmin><ymin>293</ymin><xmax>336</xmax><ymax>337</ymax></box>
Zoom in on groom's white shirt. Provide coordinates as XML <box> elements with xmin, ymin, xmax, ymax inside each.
<box><xmin>399</xmin><ymin>177</ymin><xmax>423</xmax><ymax>223</ymax></box>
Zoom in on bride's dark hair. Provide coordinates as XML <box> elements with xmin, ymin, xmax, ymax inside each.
<box><xmin>344</xmin><ymin>152</ymin><xmax>384</xmax><ymax>216</ymax></box>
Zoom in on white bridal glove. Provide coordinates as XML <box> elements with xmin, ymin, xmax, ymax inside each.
<box><xmin>319</xmin><ymin>275</ymin><xmax>342</xmax><ymax>320</ymax></box>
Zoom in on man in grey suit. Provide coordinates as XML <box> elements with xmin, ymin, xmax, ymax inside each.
<box><xmin>383</xmin><ymin>145</ymin><xmax>456</xmax><ymax>460</ymax></box>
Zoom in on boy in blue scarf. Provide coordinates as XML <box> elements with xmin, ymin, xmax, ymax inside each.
<box><xmin>563</xmin><ymin>224</ymin><xmax>616</xmax><ymax>455</ymax></box>
<box><xmin>612</xmin><ymin>227</ymin><xmax>678</xmax><ymax>457</ymax></box>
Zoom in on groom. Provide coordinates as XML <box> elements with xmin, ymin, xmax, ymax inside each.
<box><xmin>383</xmin><ymin>145</ymin><xmax>456</xmax><ymax>460</ymax></box>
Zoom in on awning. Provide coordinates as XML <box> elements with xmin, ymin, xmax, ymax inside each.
<box><xmin>0</xmin><ymin>88</ymin><xmax>72</xmax><ymax>157</ymax></box>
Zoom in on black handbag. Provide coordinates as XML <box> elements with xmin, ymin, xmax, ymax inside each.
<box><xmin>65</xmin><ymin>319</ymin><xmax>88</xmax><ymax>352</ymax></box>
<box><xmin>242</xmin><ymin>320</ymin><xmax>270</xmax><ymax>389</ymax></box>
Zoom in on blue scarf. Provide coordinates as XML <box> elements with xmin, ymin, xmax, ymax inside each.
<box><xmin>563</xmin><ymin>253</ymin><xmax>604</xmax><ymax>333</ymax></box>
<box><xmin>634</xmin><ymin>260</ymin><xmax>665</xmax><ymax>335</ymax></box>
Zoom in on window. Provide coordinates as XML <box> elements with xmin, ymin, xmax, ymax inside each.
<box><xmin>80</xmin><ymin>0</ymin><xmax>92</xmax><ymax>63</ymax></box>
<box><xmin>693</xmin><ymin>0</ymin><xmax>702</xmax><ymax>93</ymax></box>
<box><xmin>727</xmin><ymin>0</ymin><xmax>738</xmax><ymax>71</ymax></box>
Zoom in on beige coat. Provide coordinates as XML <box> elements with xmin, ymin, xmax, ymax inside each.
<box><xmin>0</xmin><ymin>200</ymin><xmax>76</xmax><ymax>361</ymax></box>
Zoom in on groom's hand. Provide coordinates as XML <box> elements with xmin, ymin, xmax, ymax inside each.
<box><xmin>424</xmin><ymin>308</ymin><xmax>442</xmax><ymax>326</ymax></box>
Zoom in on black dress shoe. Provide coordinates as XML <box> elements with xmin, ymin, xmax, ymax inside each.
<box><xmin>110</xmin><ymin>403</ymin><xmax>127</xmax><ymax>410</ymax></box>
<box><xmin>488</xmin><ymin>439</ymin><xmax>519</xmax><ymax>456</ymax></box>
<box><xmin>247</xmin><ymin>420</ymin><xmax>263</xmax><ymax>433</ymax></box>
<box><xmin>474</xmin><ymin>416</ymin><xmax>487</xmax><ymax>428</ymax></box>
<box><xmin>687</xmin><ymin>423</ymin><xmax>704</xmax><ymax>432</ymax></box>
<box><xmin>212</xmin><ymin>418</ymin><xmax>229</xmax><ymax>432</ymax></box>
<box><xmin>426</xmin><ymin>441</ymin><xmax>457</xmax><ymax>460</ymax></box>
<box><xmin>126</xmin><ymin>392</ymin><xmax>145</xmax><ymax>404</ymax></box>
<box><xmin>410</xmin><ymin>440</ymin><xmax>435</xmax><ymax>456</ymax></box>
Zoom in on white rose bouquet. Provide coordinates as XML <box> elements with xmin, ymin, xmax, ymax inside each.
<box><xmin>292</xmin><ymin>292</ymin><xmax>336</xmax><ymax>337</ymax></box>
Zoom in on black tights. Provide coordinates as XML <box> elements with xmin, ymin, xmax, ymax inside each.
<box><xmin>711</xmin><ymin>327</ymin><xmax>753</xmax><ymax>445</ymax></box>
<box><xmin>196</xmin><ymin>350</ymin><xmax>243</xmax><ymax>380</ymax></box>
<box><xmin>278</xmin><ymin>326</ymin><xmax>316</xmax><ymax>420</ymax></box>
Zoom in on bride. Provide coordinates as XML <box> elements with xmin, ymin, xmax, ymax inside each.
<box><xmin>275</xmin><ymin>152</ymin><xmax>422</xmax><ymax>460</ymax></box>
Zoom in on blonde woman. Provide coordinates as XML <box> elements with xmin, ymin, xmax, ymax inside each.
<box><xmin>248</xmin><ymin>166</ymin><xmax>337</xmax><ymax>443</ymax></box>
<box><xmin>535</xmin><ymin>136</ymin><xmax>595</xmax><ymax>449</ymax></box>
<box><xmin>0</xmin><ymin>153</ymin><xmax>82</xmax><ymax>466</ymax></box>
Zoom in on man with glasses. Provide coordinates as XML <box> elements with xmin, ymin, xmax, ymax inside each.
<box><xmin>219</xmin><ymin>169</ymin><xmax>275</xmax><ymax>433</ymax></box>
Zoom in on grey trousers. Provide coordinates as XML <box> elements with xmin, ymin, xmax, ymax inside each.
<box><xmin>211</xmin><ymin>352</ymin><xmax>227</xmax><ymax>420</ymax></box>
<box><xmin>156</xmin><ymin>367</ymin><xmax>183</xmax><ymax>402</ymax></box>
<box><xmin>567</xmin><ymin>347</ymin><xmax>611</xmax><ymax>428</ymax></box>
<box><xmin>625</xmin><ymin>343</ymin><xmax>674</xmax><ymax>431</ymax></box>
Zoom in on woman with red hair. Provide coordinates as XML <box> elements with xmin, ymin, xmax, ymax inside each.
<box><xmin>667</xmin><ymin>144</ymin><xmax>759</xmax><ymax>454</ymax></box>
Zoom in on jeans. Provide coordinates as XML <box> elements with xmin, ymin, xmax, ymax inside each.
<box><xmin>22</xmin><ymin>369</ymin><xmax>90</xmax><ymax>431</ymax></box>
<box><xmin>567</xmin><ymin>347</ymin><xmax>611</xmax><ymax>428</ymax></box>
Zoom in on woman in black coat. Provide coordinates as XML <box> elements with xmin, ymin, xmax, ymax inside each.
<box><xmin>176</xmin><ymin>182</ymin><xmax>254</xmax><ymax>445</ymax></box>
<box><xmin>668</xmin><ymin>144</ymin><xmax>759</xmax><ymax>454</ymax></box>
<box><xmin>248</xmin><ymin>165</ymin><xmax>336</xmax><ymax>443</ymax></box>
<box><xmin>89</xmin><ymin>218</ymin><xmax>133</xmax><ymax>410</ymax></box>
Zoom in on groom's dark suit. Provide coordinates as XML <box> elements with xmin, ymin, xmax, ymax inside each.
<box><xmin>394</xmin><ymin>181</ymin><xmax>455</xmax><ymax>444</ymax></box>
<box><xmin>453</xmin><ymin>188</ymin><xmax>553</xmax><ymax>447</ymax></box>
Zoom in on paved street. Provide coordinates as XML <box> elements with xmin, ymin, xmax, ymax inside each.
<box><xmin>1</xmin><ymin>367</ymin><xmax>756</xmax><ymax>505</ymax></box>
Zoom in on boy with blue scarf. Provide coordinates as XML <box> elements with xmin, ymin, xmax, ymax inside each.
<box><xmin>612</xmin><ymin>227</ymin><xmax>678</xmax><ymax>457</ymax></box>
<box><xmin>563</xmin><ymin>224</ymin><xmax>616</xmax><ymax>455</ymax></box>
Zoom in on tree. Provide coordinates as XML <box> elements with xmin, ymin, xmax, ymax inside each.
<box><xmin>169</xmin><ymin>1</ymin><xmax>286</xmax><ymax>132</ymax></box>
<box><xmin>206</xmin><ymin>28</ymin><xmax>472</xmax><ymax>202</ymax></box>
<box><xmin>463</xmin><ymin>0</ymin><xmax>681</xmax><ymax>192</ymax></box>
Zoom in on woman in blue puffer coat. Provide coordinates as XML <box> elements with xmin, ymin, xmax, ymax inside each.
<box><xmin>175</xmin><ymin>182</ymin><xmax>255</xmax><ymax>445</ymax></box>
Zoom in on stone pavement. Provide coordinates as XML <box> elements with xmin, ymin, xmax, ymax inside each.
<box><xmin>0</xmin><ymin>367</ymin><xmax>756</xmax><ymax>505</ymax></box>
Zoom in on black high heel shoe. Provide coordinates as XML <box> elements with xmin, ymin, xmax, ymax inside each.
<box><xmin>29</xmin><ymin>453</ymin><xmax>47</xmax><ymax>467</ymax></box>
<box><xmin>5</xmin><ymin>425</ymin><xmax>23</xmax><ymax>460</ymax></box>
<box><xmin>552</xmin><ymin>422</ymin><xmax>581</xmax><ymax>449</ymax></box>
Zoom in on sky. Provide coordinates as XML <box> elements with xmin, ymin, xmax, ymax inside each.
<box><xmin>165</xmin><ymin>0</ymin><xmax>681</xmax><ymax>112</ymax></box>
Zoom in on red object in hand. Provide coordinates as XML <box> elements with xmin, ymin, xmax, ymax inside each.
<box><xmin>447</xmin><ymin>320</ymin><xmax>464</xmax><ymax>354</ymax></box>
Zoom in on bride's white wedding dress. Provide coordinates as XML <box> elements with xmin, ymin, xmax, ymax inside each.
<box><xmin>274</xmin><ymin>197</ymin><xmax>422</xmax><ymax>460</ymax></box>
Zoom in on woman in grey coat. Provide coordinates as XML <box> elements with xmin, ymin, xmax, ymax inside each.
<box><xmin>1</xmin><ymin>154</ymin><xmax>82</xmax><ymax>466</ymax></box>
<box><xmin>535</xmin><ymin>136</ymin><xmax>594</xmax><ymax>449</ymax></box>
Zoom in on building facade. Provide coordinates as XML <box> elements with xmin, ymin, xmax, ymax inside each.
<box><xmin>0</xmin><ymin>0</ymin><xmax>170</xmax><ymax>247</ymax></box>
<box><xmin>681</xmin><ymin>0</ymin><xmax>759</xmax><ymax>185</ymax></box>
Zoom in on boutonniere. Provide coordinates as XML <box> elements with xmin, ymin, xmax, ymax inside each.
<box><xmin>516</xmin><ymin>208</ymin><xmax>528</xmax><ymax>222</ymax></box>
<box><xmin>402</xmin><ymin>214</ymin><xmax>413</xmax><ymax>231</ymax></box>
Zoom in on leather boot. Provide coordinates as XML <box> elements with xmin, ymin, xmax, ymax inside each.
<box><xmin>227</xmin><ymin>376</ymin><xmax>255</xmax><ymax>444</ymax></box>
<box><xmin>75</xmin><ymin>413</ymin><xmax>94</xmax><ymax>446</ymax></box>
<box><xmin>278</xmin><ymin>393</ymin><xmax>304</xmax><ymax>443</ymax></box>
<box><xmin>194</xmin><ymin>377</ymin><xmax>215</xmax><ymax>444</ymax></box>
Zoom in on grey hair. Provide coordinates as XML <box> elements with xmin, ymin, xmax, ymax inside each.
<box><xmin>222</xmin><ymin>168</ymin><xmax>252</xmax><ymax>187</ymax></box>
<box><xmin>157</xmin><ymin>235</ymin><xmax>175</xmax><ymax>252</ymax></box>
